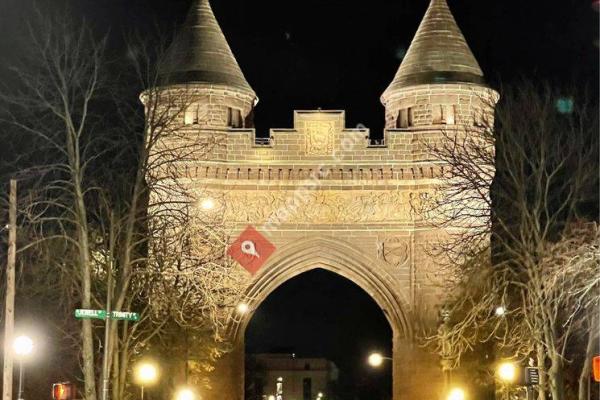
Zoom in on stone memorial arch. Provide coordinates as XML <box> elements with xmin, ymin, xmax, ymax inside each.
<box><xmin>146</xmin><ymin>0</ymin><xmax>498</xmax><ymax>398</ymax></box>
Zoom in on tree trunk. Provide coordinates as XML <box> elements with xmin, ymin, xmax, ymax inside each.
<box><xmin>117</xmin><ymin>321</ymin><xmax>132</xmax><ymax>400</ymax></box>
<box><xmin>111</xmin><ymin>334</ymin><xmax>120</xmax><ymax>400</ymax></box>
<box><xmin>78</xmin><ymin>221</ymin><xmax>97</xmax><ymax>400</ymax></box>
<box><xmin>548</xmin><ymin>354</ymin><xmax>566</xmax><ymax>400</ymax></box>
<box><xmin>579</xmin><ymin>315</ymin><xmax>598</xmax><ymax>400</ymax></box>
<box><xmin>536</xmin><ymin>345</ymin><xmax>547</xmax><ymax>400</ymax></box>
<box><xmin>80</xmin><ymin>238</ymin><xmax>97</xmax><ymax>400</ymax></box>
<box><xmin>69</xmin><ymin>123</ymin><xmax>97</xmax><ymax>400</ymax></box>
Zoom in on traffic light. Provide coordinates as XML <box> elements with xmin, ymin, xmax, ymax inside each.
<box><xmin>52</xmin><ymin>382</ymin><xmax>75</xmax><ymax>400</ymax></box>
<box><xmin>593</xmin><ymin>356</ymin><xmax>600</xmax><ymax>383</ymax></box>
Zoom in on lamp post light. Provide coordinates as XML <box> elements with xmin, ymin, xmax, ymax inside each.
<box><xmin>13</xmin><ymin>335</ymin><xmax>33</xmax><ymax>400</ymax></box>
<box><xmin>446</xmin><ymin>387</ymin><xmax>466</xmax><ymax>400</ymax></box>
<box><xmin>367</xmin><ymin>352</ymin><xmax>392</xmax><ymax>368</ymax></box>
<box><xmin>497</xmin><ymin>361</ymin><xmax>517</xmax><ymax>400</ymax></box>
<box><xmin>233</xmin><ymin>302</ymin><xmax>253</xmax><ymax>324</ymax></box>
<box><xmin>495</xmin><ymin>306</ymin><xmax>506</xmax><ymax>317</ymax></box>
<box><xmin>236</xmin><ymin>302</ymin><xmax>250</xmax><ymax>315</ymax></box>
<box><xmin>199</xmin><ymin>198</ymin><xmax>215</xmax><ymax>211</ymax></box>
<box><xmin>175</xmin><ymin>387</ymin><xmax>196</xmax><ymax>400</ymax></box>
<box><xmin>135</xmin><ymin>362</ymin><xmax>158</xmax><ymax>400</ymax></box>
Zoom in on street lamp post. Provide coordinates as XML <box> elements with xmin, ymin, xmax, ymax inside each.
<box><xmin>276</xmin><ymin>376</ymin><xmax>283</xmax><ymax>400</ymax></box>
<box><xmin>17</xmin><ymin>362</ymin><xmax>24</xmax><ymax>400</ymax></box>
<box><xmin>135</xmin><ymin>362</ymin><xmax>158</xmax><ymax>400</ymax></box>
<box><xmin>367</xmin><ymin>352</ymin><xmax>392</xmax><ymax>368</ymax></box>
<box><xmin>13</xmin><ymin>335</ymin><xmax>33</xmax><ymax>400</ymax></box>
<box><xmin>497</xmin><ymin>361</ymin><xmax>517</xmax><ymax>400</ymax></box>
<box><xmin>438</xmin><ymin>307</ymin><xmax>453</xmax><ymax>392</ymax></box>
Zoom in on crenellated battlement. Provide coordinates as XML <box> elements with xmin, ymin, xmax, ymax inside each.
<box><xmin>172</xmin><ymin>107</ymin><xmax>489</xmax><ymax>167</ymax></box>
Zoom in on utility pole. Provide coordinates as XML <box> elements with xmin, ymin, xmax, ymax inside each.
<box><xmin>3</xmin><ymin>179</ymin><xmax>17</xmax><ymax>400</ymax></box>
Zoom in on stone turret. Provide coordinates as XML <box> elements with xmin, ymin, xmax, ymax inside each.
<box><xmin>381</xmin><ymin>0</ymin><xmax>497</xmax><ymax>130</ymax></box>
<box><xmin>159</xmin><ymin>0</ymin><xmax>257</xmax><ymax>128</ymax></box>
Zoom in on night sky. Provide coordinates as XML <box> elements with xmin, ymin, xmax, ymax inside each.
<box><xmin>1</xmin><ymin>0</ymin><xmax>597</xmax><ymax>398</ymax></box>
<box><xmin>1</xmin><ymin>0</ymin><xmax>598</xmax><ymax>134</ymax></box>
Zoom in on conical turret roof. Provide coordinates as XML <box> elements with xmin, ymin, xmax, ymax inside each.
<box><xmin>383</xmin><ymin>0</ymin><xmax>484</xmax><ymax>98</ymax></box>
<box><xmin>159</xmin><ymin>0</ymin><xmax>255</xmax><ymax>95</ymax></box>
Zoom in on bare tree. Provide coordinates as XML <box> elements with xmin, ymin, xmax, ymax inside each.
<box><xmin>0</xmin><ymin>11</ymin><xmax>107</xmax><ymax>398</ymax></box>
<box><xmin>0</xmin><ymin>11</ymin><xmax>247</xmax><ymax>400</ymax></box>
<box><xmin>423</xmin><ymin>83</ymin><xmax>599</xmax><ymax>400</ymax></box>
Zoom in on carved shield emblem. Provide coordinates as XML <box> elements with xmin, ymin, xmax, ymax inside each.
<box><xmin>306</xmin><ymin>121</ymin><xmax>334</xmax><ymax>155</ymax></box>
<box><xmin>377</xmin><ymin>236</ymin><xmax>410</xmax><ymax>268</ymax></box>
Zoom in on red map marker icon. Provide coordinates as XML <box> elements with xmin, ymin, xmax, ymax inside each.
<box><xmin>227</xmin><ymin>226</ymin><xmax>276</xmax><ymax>275</ymax></box>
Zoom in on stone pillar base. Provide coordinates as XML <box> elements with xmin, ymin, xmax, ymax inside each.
<box><xmin>394</xmin><ymin>336</ymin><xmax>443</xmax><ymax>400</ymax></box>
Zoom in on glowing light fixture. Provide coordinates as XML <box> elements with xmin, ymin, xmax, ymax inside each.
<box><xmin>447</xmin><ymin>387</ymin><xmax>466</xmax><ymax>400</ymax></box>
<box><xmin>175</xmin><ymin>388</ymin><xmax>196</xmax><ymax>400</ymax></box>
<box><xmin>13</xmin><ymin>335</ymin><xmax>34</xmax><ymax>400</ymax></box>
<box><xmin>13</xmin><ymin>335</ymin><xmax>33</xmax><ymax>357</ymax></box>
<box><xmin>135</xmin><ymin>362</ymin><xmax>158</xmax><ymax>385</ymax></box>
<box><xmin>200</xmin><ymin>198</ymin><xmax>215</xmax><ymax>211</ymax></box>
<box><xmin>497</xmin><ymin>361</ymin><xmax>517</xmax><ymax>383</ymax></box>
<box><xmin>367</xmin><ymin>352</ymin><xmax>385</xmax><ymax>367</ymax></box>
<box><xmin>236</xmin><ymin>303</ymin><xmax>250</xmax><ymax>315</ymax></box>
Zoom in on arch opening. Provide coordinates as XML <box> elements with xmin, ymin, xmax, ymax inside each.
<box><xmin>230</xmin><ymin>237</ymin><xmax>411</xmax><ymax>343</ymax></box>
<box><xmin>219</xmin><ymin>237</ymin><xmax>414</xmax><ymax>400</ymax></box>
<box><xmin>245</xmin><ymin>269</ymin><xmax>393</xmax><ymax>400</ymax></box>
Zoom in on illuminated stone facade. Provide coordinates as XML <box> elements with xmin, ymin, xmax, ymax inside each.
<box><xmin>147</xmin><ymin>0</ymin><xmax>499</xmax><ymax>399</ymax></box>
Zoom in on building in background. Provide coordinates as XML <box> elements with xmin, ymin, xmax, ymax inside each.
<box><xmin>248</xmin><ymin>354</ymin><xmax>338</xmax><ymax>400</ymax></box>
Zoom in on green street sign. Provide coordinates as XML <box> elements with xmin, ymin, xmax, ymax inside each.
<box><xmin>74</xmin><ymin>309</ymin><xmax>140</xmax><ymax>322</ymax></box>
<box><xmin>110</xmin><ymin>311</ymin><xmax>140</xmax><ymax>321</ymax></box>
<box><xmin>75</xmin><ymin>309</ymin><xmax>107</xmax><ymax>320</ymax></box>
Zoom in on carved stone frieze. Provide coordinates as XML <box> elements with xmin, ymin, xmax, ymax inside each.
<box><xmin>220</xmin><ymin>190</ymin><xmax>414</xmax><ymax>225</ymax></box>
